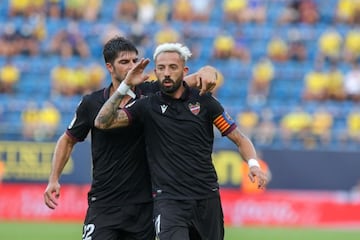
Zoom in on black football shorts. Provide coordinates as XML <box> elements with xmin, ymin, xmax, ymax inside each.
<box><xmin>154</xmin><ymin>197</ymin><xmax>224</xmax><ymax>240</ymax></box>
<box><xmin>83</xmin><ymin>202</ymin><xmax>154</xmax><ymax>240</ymax></box>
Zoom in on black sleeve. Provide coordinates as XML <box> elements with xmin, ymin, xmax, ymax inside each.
<box><xmin>66</xmin><ymin>95</ymin><xmax>92</xmax><ymax>141</ymax></box>
<box><xmin>202</xmin><ymin>93</ymin><xmax>237</xmax><ymax>136</ymax></box>
<box><xmin>124</xmin><ymin>97</ymin><xmax>149</xmax><ymax>125</ymax></box>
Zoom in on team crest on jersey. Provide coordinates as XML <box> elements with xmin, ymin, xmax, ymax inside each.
<box><xmin>188</xmin><ymin>102</ymin><xmax>200</xmax><ymax>115</ymax></box>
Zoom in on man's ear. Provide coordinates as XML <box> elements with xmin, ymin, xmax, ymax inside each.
<box><xmin>183</xmin><ymin>66</ymin><xmax>189</xmax><ymax>76</ymax></box>
<box><xmin>105</xmin><ymin>62</ymin><xmax>113</xmax><ymax>73</ymax></box>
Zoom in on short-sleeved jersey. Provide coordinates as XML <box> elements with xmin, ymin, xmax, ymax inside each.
<box><xmin>66</xmin><ymin>81</ymin><xmax>159</xmax><ymax>207</ymax></box>
<box><xmin>124</xmin><ymin>82</ymin><xmax>236</xmax><ymax>200</ymax></box>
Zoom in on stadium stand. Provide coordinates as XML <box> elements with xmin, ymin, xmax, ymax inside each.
<box><xmin>0</xmin><ymin>0</ymin><xmax>359</xmax><ymax>151</ymax></box>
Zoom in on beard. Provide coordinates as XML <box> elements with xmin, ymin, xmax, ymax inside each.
<box><xmin>159</xmin><ymin>77</ymin><xmax>182</xmax><ymax>94</ymax></box>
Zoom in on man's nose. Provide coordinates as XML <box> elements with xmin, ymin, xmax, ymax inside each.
<box><xmin>164</xmin><ymin>67</ymin><xmax>171</xmax><ymax>77</ymax></box>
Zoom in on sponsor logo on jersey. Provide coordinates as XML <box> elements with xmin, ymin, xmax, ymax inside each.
<box><xmin>160</xmin><ymin>104</ymin><xmax>168</xmax><ymax>113</ymax></box>
<box><xmin>188</xmin><ymin>102</ymin><xmax>200</xmax><ymax>115</ymax></box>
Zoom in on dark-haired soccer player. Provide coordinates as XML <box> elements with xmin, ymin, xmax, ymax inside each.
<box><xmin>43</xmin><ymin>36</ymin><xmax>218</xmax><ymax>240</ymax></box>
<box><xmin>94</xmin><ymin>42</ymin><xmax>269</xmax><ymax>240</ymax></box>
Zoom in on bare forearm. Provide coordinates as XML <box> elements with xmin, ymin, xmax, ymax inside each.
<box><xmin>95</xmin><ymin>91</ymin><xmax>129</xmax><ymax>129</ymax></box>
<box><xmin>49</xmin><ymin>134</ymin><xmax>74</xmax><ymax>182</ymax></box>
<box><xmin>227</xmin><ymin>128</ymin><xmax>257</xmax><ymax>161</ymax></box>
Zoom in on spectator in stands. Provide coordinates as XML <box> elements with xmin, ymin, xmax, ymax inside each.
<box><xmin>253</xmin><ymin>107</ymin><xmax>277</xmax><ymax>146</ymax></box>
<box><xmin>0</xmin><ymin>58</ymin><xmax>20</xmax><ymax>94</ymax></box>
<box><xmin>339</xmin><ymin>107</ymin><xmax>360</xmax><ymax>144</ymax></box>
<box><xmin>189</xmin><ymin>0</ymin><xmax>214</xmax><ymax>22</ymax></box>
<box><xmin>335</xmin><ymin>0</ymin><xmax>360</xmax><ymax>25</ymax></box>
<box><xmin>46</xmin><ymin>0</ymin><xmax>63</xmax><ymax>19</ymax></box>
<box><xmin>47</xmin><ymin>21</ymin><xmax>90</xmax><ymax>59</ymax></box>
<box><xmin>154</xmin><ymin>1</ymin><xmax>170</xmax><ymax>23</ymax></box>
<box><xmin>277</xmin><ymin>0</ymin><xmax>301</xmax><ymax>25</ymax></box>
<box><xmin>71</xmin><ymin>63</ymin><xmax>90</xmax><ymax>95</ymax></box>
<box><xmin>35</xmin><ymin>101</ymin><xmax>61</xmax><ymax>141</ymax></box>
<box><xmin>181</xmin><ymin>25</ymin><xmax>203</xmax><ymax>60</ymax></box>
<box><xmin>247</xmin><ymin>58</ymin><xmax>275</xmax><ymax>106</ymax></box>
<box><xmin>232</xmin><ymin>29</ymin><xmax>251</xmax><ymax>63</ymax></box>
<box><xmin>298</xmin><ymin>0</ymin><xmax>319</xmax><ymax>25</ymax></box>
<box><xmin>50</xmin><ymin>62</ymin><xmax>73</xmax><ymax>97</ymax></box>
<box><xmin>242</xmin><ymin>0</ymin><xmax>267</xmax><ymax>24</ymax></box>
<box><xmin>343</xmin><ymin>28</ymin><xmax>360</xmax><ymax>64</ymax></box>
<box><xmin>172</xmin><ymin>0</ymin><xmax>214</xmax><ymax>23</ymax></box>
<box><xmin>302</xmin><ymin>61</ymin><xmax>328</xmax><ymax>102</ymax></box>
<box><xmin>309</xmin><ymin>106</ymin><xmax>334</xmax><ymax>148</ymax></box>
<box><xmin>212</xmin><ymin>30</ymin><xmax>235</xmax><ymax>60</ymax></box>
<box><xmin>137</xmin><ymin>0</ymin><xmax>156</xmax><ymax>24</ymax></box>
<box><xmin>279</xmin><ymin>106</ymin><xmax>312</xmax><ymax>147</ymax></box>
<box><xmin>83</xmin><ymin>0</ymin><xmax>102</xmax><ymax>21</ymax></box>
<box><xmin>21</xmin><ymin>101</ymin><xmax>61</xmax><ymax>141</ymax></box>
<box><xmin>317</xmin><ymin>27</ymin><xmax>342</xmax><ymax>64</ymax></box>
<box><xmin>86</xmin><ymin>63</ymin><xmax>106</xmax><ymax>94</ymax></box>
<box><xmin>343</xmin><ymin>62</ymin><xmax>360</xmax><ymax>102</ymax></box>
<box><xmin>327</xmin><ymin>62</ymin><xmax>346</xmax><ymax>101</ymax></box>
<box><xmin>222</xmin><ymin>0</ymin><xmax>248</xmax><ymax>23</ymax></box>
<box><xmin>154</xmin><ymin>23</ymin><xmax>181</xmax><ymax>45</ymax></box>
<box><xmin>115</xmin><ymin>0</ymin><xmax>138</xmax><ymax>23</ymax></box>
<box><xmin>287</xmin><ymin>28</ymin><xmax>308</xmax><ymax>62</ymax></box>
<box><xmin>8</xmin><ymin>0</ymin><xmax>31</xmax><ymax>17</ymax></box>
<box><xmin>171</xmin><ymin>0</ymin><xmax>193</xmax><ymax>22</ymax></box>
<box><xmin>17</xmin><ymin>21</ymin><xmax>40</xmax><ymax>56</ymax></box>
<box><xmin>128</xmin><ymin>22</ymin><xmax>151</xmax><ymax>56</ymax></box>
<box><xmin>267</xmin><ymin>36</ymin><xmax>289</xmax><ymax>63</ymax></box>
<box><xmin>0</xmin><ymin>23</ymin><xmax>19</xmax><ymax>57</ymax></box>
<box><xmin>21</xmin><ymin>101</ymin><xmax>40</xmax><ymax>140</ymax></box>
<box><xmin>64</xmin><ymin>0</ymin><xmax>86</xmax><ymax>20</ymax></box>
<box><xmin>100</xmin><ymin>23</ymin><xmax>126</xmax><ymax>46</ymax></box>
<box><xmin>236</xmin><ymin>107</ymin><xmax>259</xmax><ymax>141</ymax></box>
<box><xmin>277</xmin><ymin>0</ymin><xmax>319</xmax><ymax>25</ymax></box>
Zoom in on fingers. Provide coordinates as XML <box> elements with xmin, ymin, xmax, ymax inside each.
<box><xmin>199</xmin><ymin>78</ymin><xmax>216</xmax><ymax>96</ymax></box>
<box><xmin>139</xmin><ymin>58</ymin><xmax>150</xmax><ymax>69</ymax></box>
<box><xmin>249</xmin><ymin>169</ymin><xmax>269</xmax><ymax>189</ymax></box>
<box><xmin>44</xmin><ymin>187</ymin><xmax>60</xmax><ymax>210</ymax></box>
<box><xmin>247</xmin><ymin>173</ymin><xmax>256</xmax><ymax>183</ymax></box>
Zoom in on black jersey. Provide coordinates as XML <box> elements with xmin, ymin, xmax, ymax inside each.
<box><xmin>124</xmin><ymin>82</ymin><xmax>236</xmax><ymax>200</ymax></box>
<box><xmin>66</xmin><ymin>81</ymin><xmax>159</xmax><ymax>207</ymax></box>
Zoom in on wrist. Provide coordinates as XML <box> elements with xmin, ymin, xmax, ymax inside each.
<box><xmin>247</xmin><ymin>158</ymin><xmax>260</xmax><ymax>168</ymax></box>
<box><xmin>117</xmin><ymin>81</ymin><xmax>136</xmax><ymax>98</ymax></box>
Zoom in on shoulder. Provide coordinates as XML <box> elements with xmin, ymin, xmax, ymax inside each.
<box><xmin>78</xmin><ymin>88</ymin><xmax>105</xmax><ymax>108</ymax></box>
<box><xmin>138</xmin><ymin>81</ymin><xmax>160</xmax><ymax>95</ymax></box>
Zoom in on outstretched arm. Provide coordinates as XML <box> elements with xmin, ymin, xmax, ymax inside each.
<box><xmin>184</xmin><ymin>65</ymin><xmax>218</xmax><ymax>95</ymax></box>
<box><xmin>95</xmin><ymin>58</ymin><xmax>150</xmax><ymax>129</ymax></box>
<box><xmin>226</xmin><ymin>128</ymin><xmax>269</xmax><ymax>189</ymax></box>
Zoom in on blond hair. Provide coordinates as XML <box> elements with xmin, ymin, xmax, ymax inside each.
<box><xmin>153</xmin><ymin>43</ymin><xmax>192</xmax><ymax>61</ymax></box>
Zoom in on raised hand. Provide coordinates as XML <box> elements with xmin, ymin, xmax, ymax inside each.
<box><xmin>124</xmin><ymin>58</ymin><xmax>150</xmax><ymax>87</ymax></box>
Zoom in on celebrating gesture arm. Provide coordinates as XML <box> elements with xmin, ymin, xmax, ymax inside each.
<box><xmin>95</xmin><ymin>58</ymin><xmax>150</xmax><ymax>129</ymax></box>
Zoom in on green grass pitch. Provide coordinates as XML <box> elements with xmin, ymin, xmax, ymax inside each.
<box><xmin>0</xmin><ymin>221</ymin><xmax>360</xmax><ymax>240</ymax></box>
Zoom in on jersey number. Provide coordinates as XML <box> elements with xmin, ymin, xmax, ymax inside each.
<box><xmin>82</xmin><ymin>224</ymin><xmax>95</xmax><ymax>240</ymax></box>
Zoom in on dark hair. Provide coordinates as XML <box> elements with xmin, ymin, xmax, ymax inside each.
<box><xmin>102</xmin><ymin>36</ymin><xmax>138</xmax><ymax>64</ymax></box>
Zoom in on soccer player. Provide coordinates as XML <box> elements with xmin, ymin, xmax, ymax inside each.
<box><xmin>43</xmin><ymin>37</ymin><xmax>219</xmax><ymax>240</ymax></box>
<box><xmin>94</xmin><ymin>42</ymin><xmax>269</xmax><ymax>240</ymax></box>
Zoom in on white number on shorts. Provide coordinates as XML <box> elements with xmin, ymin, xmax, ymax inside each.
<box><xmin>82</xmin><ymin>224</ymin><xmax>95</xmax><ymax>240</ymax></box>
<box><xmin>155</xmin><ymin>214</ymin><xmax>161</xmax><ymax>236</ymax></box>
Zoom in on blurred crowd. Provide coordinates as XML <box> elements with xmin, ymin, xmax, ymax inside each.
<box><xmin>0</xmin><ymin>0</ymin><xmax>359</xmax><ymax>149</ymax></box>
